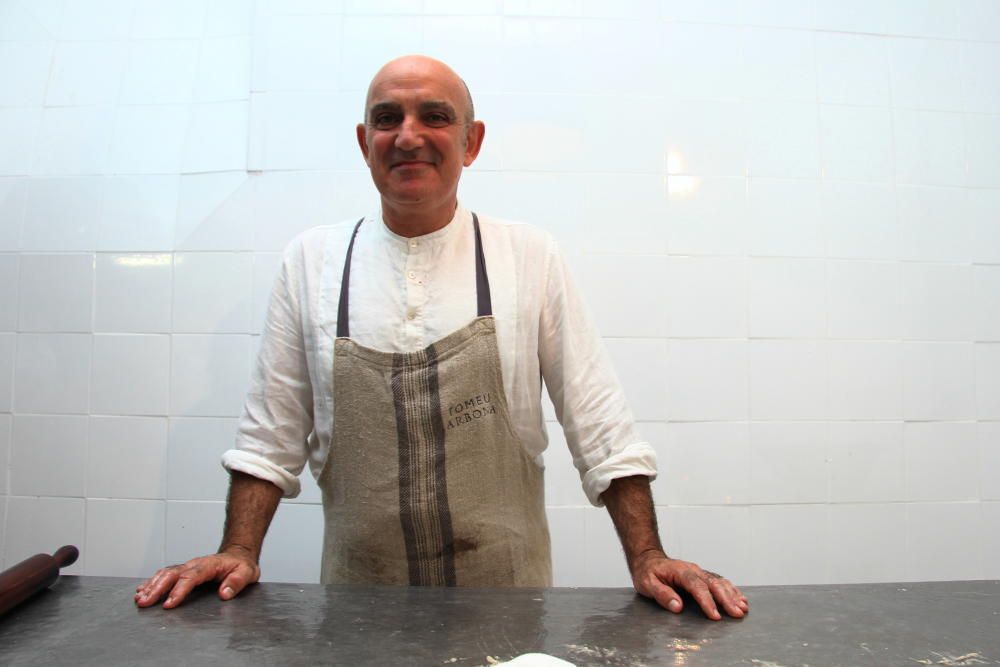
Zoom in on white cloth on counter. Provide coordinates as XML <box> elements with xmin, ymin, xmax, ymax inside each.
<box><xmin>222</xmin><ymin>204</ymin><xmax>656</xmax><ymax>506</ymax></box>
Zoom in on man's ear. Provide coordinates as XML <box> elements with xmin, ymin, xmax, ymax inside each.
<box><xmin>356</xmin><ymin>123</ymin><xmax>371</xmax><ymax>165</ymax></box>
<box><xmin>463</xmin><ymin>120</ymin><xmax>486</xmax><ymax>167</ymax></box>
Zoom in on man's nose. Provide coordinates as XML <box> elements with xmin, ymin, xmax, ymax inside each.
<box><xmin>394</xmin><ymin>115</ymin><xmax>424</xmax><ymax>151</ymax></box>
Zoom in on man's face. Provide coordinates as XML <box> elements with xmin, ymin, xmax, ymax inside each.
<box><xmin>357</xmin><ymin>58</ymin><xmax>485</xmax><ymax>214</ymax></box>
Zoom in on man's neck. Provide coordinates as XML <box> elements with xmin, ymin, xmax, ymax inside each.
<box><xmin>381</xmin><ymin>198</ymin><xmax>458</xmax><ymax>238</ymax></box>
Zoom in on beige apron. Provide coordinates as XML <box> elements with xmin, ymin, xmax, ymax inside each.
<box><xmin>318</xmin><ymin>214</ymin><xmax>552</xmax><ymax>587</ymax></box>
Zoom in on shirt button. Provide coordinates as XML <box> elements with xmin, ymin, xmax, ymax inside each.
<box><xmin>409</xmin><ymin>241</ymin><xmax>417</xmax><ymax>248</ymax></box>
<box><xmin>408</xmin><ymin>271</ymin><xmax>416</xmax><ymax>280</ymax></box>
<box><xmin>407</xmin><ymin>310</ymin><xmax>416</xmax><ymax>320</ymax></box>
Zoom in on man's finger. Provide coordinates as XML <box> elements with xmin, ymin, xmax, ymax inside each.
<box><xmin>162</xmin><ymin>569</ymin><xmax>213</xmax><ymax>609</ymax></box>
<box><xmin>218</xmin><ymin>563</ymin><xmax>257</xmax><ymax>601</ymax></box>
<box><xmin>135</xmin><ymin>569</ymin><xmax>179</xmax><ymax>608</ymax></box>
<box><xmin>708</xmin><ymin>578</ymin><xmax>745</xmax><ymax>618</ymax></box>
<box><xmin>682</xmin><ymin>574</ymin><xmax>722</xmax><ymax>621</ymax></box>
<box><xmin>643</xmin><ymin>575</ymin><xmax>684</xmax><ymax>613</ymax></box>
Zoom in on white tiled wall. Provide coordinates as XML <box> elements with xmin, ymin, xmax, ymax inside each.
<box><xmin>0</xmin><ymin>0</ymin><xmax>997</xmax><ymax>590</ymax></box>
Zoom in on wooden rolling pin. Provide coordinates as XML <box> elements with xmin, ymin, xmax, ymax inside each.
<box><xmin>0</xmin><ymin>545</ymin><xmax>79</xmax><ymax>616</ymax></box>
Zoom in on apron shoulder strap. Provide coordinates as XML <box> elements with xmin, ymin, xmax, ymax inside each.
<box><xmin>336</xmin><ymin>217</ymin><xmax>365</xmax><ymax>338</ymax></box>
<box><xmin>473</xmin><ymin>213</ymin><xmax>492</xmax><ymax>318</ymax></box>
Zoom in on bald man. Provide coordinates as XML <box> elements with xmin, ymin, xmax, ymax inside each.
<box><xmin>135</xmin><ymin>56</ymin><xmax>748</xmax><ymax>621</ymax></box>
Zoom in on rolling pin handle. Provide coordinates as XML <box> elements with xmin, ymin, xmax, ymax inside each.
<box><xmin>52</xmin><ymin>546</ymin><xmax>79</xmax><ymax>569</ymax></box>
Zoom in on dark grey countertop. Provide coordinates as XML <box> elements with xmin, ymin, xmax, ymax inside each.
<box><xmin>0</xmin><ymin>576</ymin><xmax>998</xmax><ymax>666</ymax></box>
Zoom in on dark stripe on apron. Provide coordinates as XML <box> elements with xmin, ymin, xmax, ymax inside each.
<box><xmin>425</xmin><ymin>343</ymin><xmax>456</xmax><ymax>586</ymax></box>
<box><xmin>391</xmin><ymin>353</ymin><xmax>420</xmax><ymax>583</ymax></box>
<box><xmin>391</xmin><ymin>347</ymin><xmax>456</xmax><ymax>586</ymax></box>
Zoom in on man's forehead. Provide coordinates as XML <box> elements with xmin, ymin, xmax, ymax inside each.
<box><xmin>365</xmin><ymin>57</ymin><xmax>466</xmax><ymax>109</ymax></box>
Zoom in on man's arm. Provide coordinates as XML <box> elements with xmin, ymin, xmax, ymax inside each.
<box><xmin>134</xmin><ymin>471</ymin><xmax>282</xmax><ymax>609</ymax></box>
<box><xmin>601</xmin><ymin>475</ymin><xmax>749</xmax><ymax>620</ymax></box>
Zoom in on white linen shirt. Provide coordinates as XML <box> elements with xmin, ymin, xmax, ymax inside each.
<box><xmin>222</xmin><ymin>204</ymin><xmax>657</xmax><ymax>506</ymax></box>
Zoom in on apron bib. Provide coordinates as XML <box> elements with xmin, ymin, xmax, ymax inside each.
<box><xmin>318</xmin><ymin>214</ymin><xmax>552</xmax><ymax>587</ymax></box>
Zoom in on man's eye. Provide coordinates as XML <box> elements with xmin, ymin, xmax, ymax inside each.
<box><xmin>373</xmin><ymin>114</ymin><xmax>399</xmax><ymax>128</ymax></box>
<box><xmin>425</xmin><ymin>113</ymin><xmax>450</xmax><ymax>126</ymax></box>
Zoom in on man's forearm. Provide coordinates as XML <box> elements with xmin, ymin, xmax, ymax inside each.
<box><xmin>600</xmin><ymin>475</ymin><xmax>665</xmax><ymax>572</ymax></box>
<box><xmin>218</xmin><ymin>471</ymin><xmax>283</xmax><ymax>563</ymax></box>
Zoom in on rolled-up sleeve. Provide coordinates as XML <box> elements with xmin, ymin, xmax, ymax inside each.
<box><xmin>221</xmin><ymin>238</ymin><xmax>313</xmax><ymax>498</ymax></box>
<box><xmin>536</xmin><ymin>234</ymin><xmax>657</xmax><ymax>507</ymax></box>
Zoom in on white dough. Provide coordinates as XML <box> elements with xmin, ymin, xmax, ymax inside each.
<box><xmin>492</xmin><ymin>653</ymin><xmax>576</xmax><ymax>666</ymax></box>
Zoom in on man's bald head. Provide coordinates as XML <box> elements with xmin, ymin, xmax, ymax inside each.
<box><xmin>364</xmin><ymin>55</ymin><xmax>475</xmax><ymax>128</ymax></box>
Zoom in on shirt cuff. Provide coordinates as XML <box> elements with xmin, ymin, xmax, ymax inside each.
<box><xmin>221</xmin><ymin>449</ymin><xmax>302</xmax><ymax>499</ymax></box>
<box><xmin>581</xmin><ymin>442</ymin><xmax>658</xmax><ymax>507</ymax></box>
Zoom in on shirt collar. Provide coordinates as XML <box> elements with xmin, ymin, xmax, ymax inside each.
<box><xmin>375</xmin><ymin>202</ymin><xmax>470</xmax><ymax>248</ymax></box>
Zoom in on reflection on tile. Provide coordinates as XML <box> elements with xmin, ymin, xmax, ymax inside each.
<box><xmin>95</xmin><ymin>254</ymin><xmax>173</xmax><ymax>333</ymax></box>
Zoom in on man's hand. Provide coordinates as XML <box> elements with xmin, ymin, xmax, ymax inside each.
<box><xmin>631</xmin><ymin>550</ymin><xmax>748</xmax><ymax>621</ymax></box>
<box><xmin>134</xmin><ymin>548</ymin><xmax>261</xmax><ymax>609</ymax></box>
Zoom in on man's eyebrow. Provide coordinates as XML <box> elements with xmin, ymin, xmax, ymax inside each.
<box><xmin>367</xmin><ymin>101</ymin><xmax>401</xmax><ymax>120</ymax></box>
<box><xmin>419</xmin><ymin>100</ymin><xmax>457</xmax><ymax>117</ymax></box>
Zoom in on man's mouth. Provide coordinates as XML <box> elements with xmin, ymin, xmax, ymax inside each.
<box><xmin>391</xmin><ymin>159</ymin><xmax>433</xmax><ymax>169</ymax></box>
